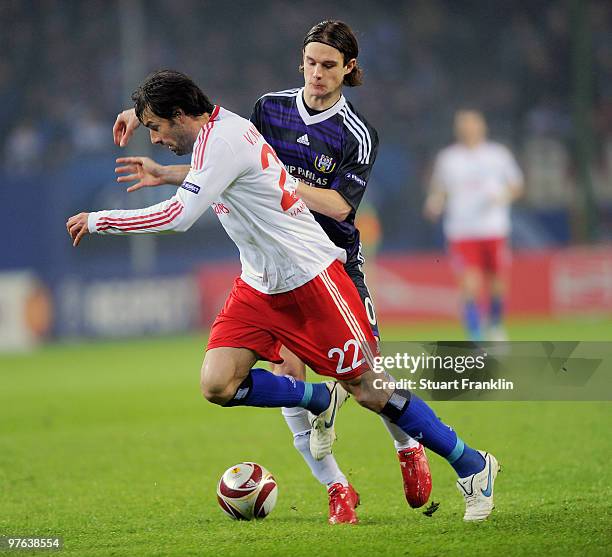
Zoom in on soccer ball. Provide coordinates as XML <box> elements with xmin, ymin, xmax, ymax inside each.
<box><xmin>216</xmin><ymin>462</ymin><xmax>278</xmax><ymax>520</ymax></box>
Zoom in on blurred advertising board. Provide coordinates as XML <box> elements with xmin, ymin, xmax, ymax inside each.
<box><xmin>196</xmin><ymin>247</ymin><xmax>612</xmax><ymax>326</ymax></box>
<box><xmin>55</xmin><ymin>275</ymin><xmax>199</xmax><ymax>339</ymax></box>
<box><xmin>0</xmin><ymin>271</ymin><xmax>53</xmax><ymax>351</ymax></box>
<box><xmin>374</xmin><ymin>247</ymin><xmax>612</xmax><ymax>320</ymax></box>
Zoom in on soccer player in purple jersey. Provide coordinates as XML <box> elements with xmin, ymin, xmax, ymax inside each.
<box><xmin>111</xmin><ymin>21</ymin><xmax>432</xmax><ymax>524</ymax></box>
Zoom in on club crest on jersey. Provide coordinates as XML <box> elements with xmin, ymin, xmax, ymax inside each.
<box><xmin>314</xmin><ymin>154</ymin><xmax>336</xmax><ymax>174</ymax></box>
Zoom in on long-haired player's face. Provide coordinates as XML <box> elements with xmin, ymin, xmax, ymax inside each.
<box><xmin>302</xmin><ymin>42</ymin><xmax>355</xmax><ymax>100</ymax></box>
<box><xmin>142</xmin><ymin>110</ymin><xmax>194</xmax><ymax>156</ymax></box>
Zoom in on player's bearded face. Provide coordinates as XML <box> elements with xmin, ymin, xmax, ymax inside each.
<box><xmin>144</xmin><ymin>112</ymin><xmax>194</xmax><ymax>156</ymax></box>
<box><xmin>165</xmin><ymin>120</ymin><xmax>195</xmax><ymax>156</ymax></box>
<box><xmin>302</xmin><ymin>42</ymin><xmax>353</xmax><ymax>100</ymax></box>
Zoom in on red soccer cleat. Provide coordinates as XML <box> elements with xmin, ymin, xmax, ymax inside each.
<box><xmin>397</xmin><ymin>444</ymin><xmax>432</xmax><ymax>508</ymax></box>
<box><xmin>327</xmin><ymin>483</ymin><xmax>360</xmax><ymax>525</ymax></box>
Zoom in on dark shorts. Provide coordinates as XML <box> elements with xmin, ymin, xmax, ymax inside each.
<box><xmin>344</xmin><ymin>262</ymin><xmax>380</xmax><ymax>339</ymax></box>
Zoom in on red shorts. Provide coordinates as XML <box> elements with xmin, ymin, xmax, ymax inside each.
<box><xmin>449</xmin><ymin>237</ymin><xmax>510</xmax><ymax>274</ymax></box>
<box><xmin>207</xmin><ymin>260</ymin><xmax>378</xmax><ymax>380</ymax></box>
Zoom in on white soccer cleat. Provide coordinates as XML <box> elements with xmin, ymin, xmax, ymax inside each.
<box><xmin>309</xmin><ymin>382</ymin><xmax>350</xmax><ymax>461</ymax></box>
<box><xmin>456</xmin><ymin>451</ymin><xmax>500</xmax><ymax>521</ymax></box>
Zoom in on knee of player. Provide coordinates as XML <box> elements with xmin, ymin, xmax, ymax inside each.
<box><xmin>341</xmin><ymin>377</ymin><xmax>387</xmax><ymax>413</ymax></box>
<box><xmin>349</xmin><ymin>387</ymin><xmax>369</xmax><ymax>406</ymax></box>
<box><xmin>200</xmin><ymin>376</ymin><xmax>233</xmax><ymax>405</ymax></box>
<box><xmin>340</xmin><ymin>380</ymin><xmax>366</xmax><ymax>405</ymax></box>
<box><xmin>273</xmin><ymin>362</ymin><xmax>306</xmax><ymax>380</ymax></box>
<box><xmin>353</xmin><ymin>393</ymin><xmax>385</xmax><ymax>413</ymax></box>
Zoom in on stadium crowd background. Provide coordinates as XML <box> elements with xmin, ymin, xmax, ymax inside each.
<box><xmin>1</xmin><ymin>0</ymin><xmax>611</xmax><ymax>343</ymax></box>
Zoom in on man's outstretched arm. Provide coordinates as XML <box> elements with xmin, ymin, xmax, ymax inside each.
<box><xmin>67</xmin><ymin>188</ymin><xmax>202</xmax><ymax>247</ymax></box>
<box><xmin>67</xmin><ymin>136</ymin><xmax>240</xmax><ymax>246</ymax></box>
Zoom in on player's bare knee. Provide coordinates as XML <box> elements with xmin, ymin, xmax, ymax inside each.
<box><xmin>461</xmin><ymin>270</ymin><xmax>482</xmax><ymax>298</ymax></box>
<box><xmin>272</xmin><ymin>362</ymin><xmax>306</xmax><ymax>381</ymax></box>
<box><xmin>200</xmin><ymin>361</ymin><xmax>234</xmax><ymax>404</ymax></box>
<box><xmin>340</xmin><ymin>379</ymin><xmax>374</xmax><ymax>409</ymax></box>
<box><xmin>274</xmin><ymin>347</ymin><xmax>306</xmax><ymax>380</ymax></box>
<box><xmin>200</xmin><ymin>376</ymin><xmax>234</xmax><ymax>405</ymax></box>
<box><xmin>352</xmin><ymin>392</ymin><xmax>385</xmax><ymax>413</ymax></box>
<box><xmin>272</xmin><ymin>362</ymin><xmax>306</xmax><ymax>380</ymax></box>
<box><xmin>340</xmin><ymin>370</ymin><xmax>390</xmax><ymax>413</ymax></box>
<box><xmin>342</xmin><ymin>382</ymin><xmax>381</xmax><ymax>411</ymax></box>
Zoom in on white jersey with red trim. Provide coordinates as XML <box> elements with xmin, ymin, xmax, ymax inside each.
<box><xmin>88</xmin><ymin>106</ymin><xmax>346</xmax><ymax>294</ymax></box>
<box><xmin>432</xmin><ymin>141</ymin><xmax>523</xmax><ymax>240</ymax></box>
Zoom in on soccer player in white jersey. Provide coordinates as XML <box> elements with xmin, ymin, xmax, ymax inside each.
<box><xmin>69</xmin><ymin>70</ymin><xmax>500</xmax><ymax>522</ymax></box>
<box><xmin>111</xmin><ymin>21</ymin><xmax>431</xmax><ymax>524</ymax></box>
<box><xmin>424</xmin><ymin>110</ymin><xmax>524</xmax><ymax>341</ymax></box>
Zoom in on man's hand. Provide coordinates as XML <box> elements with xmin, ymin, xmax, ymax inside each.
<box><xmin>66</xmin><ymin>212</ymin><xmax>90</xmax><ymax>247</ymax></box>
<box><xmin>113</xmin><ymin>108</ymin><xmax>140</xmax><ymax>147</ymax></box>
<box><xmin>115</xmin><ymin>157</ymin><xmax>166</xmax><ymax>192</ymax></box>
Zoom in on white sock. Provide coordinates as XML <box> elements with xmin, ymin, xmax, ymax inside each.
<box><xmin>380</xmin><ymin>415</ymin><xmax>421</xmax><ymax>451</ymax></box>
<box><xmin>282</xmin><ymin>407</ymin><xmax>348</xmax><ymax>487</ymax></box>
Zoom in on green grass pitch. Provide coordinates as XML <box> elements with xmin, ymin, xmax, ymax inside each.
<box><xmin>1</xmin><ymin>317</ymin><xmax>611</xmax><ymax>556</ymax></box>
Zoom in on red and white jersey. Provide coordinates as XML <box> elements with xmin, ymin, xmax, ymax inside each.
<box><xmin>432</xmin><ymin>141</ymin><xmax>523</xmax><ymax>240</ymax></box>
<box><xmin>88</xmin><ymin>106</ymin><xmax>346</xmax><ymax>294</ymax></box>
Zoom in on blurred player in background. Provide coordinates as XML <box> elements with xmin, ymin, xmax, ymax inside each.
<box><xmin>69</xmin><ymin>69</ymin><xmax>500</xmax><ymax>524</ymax></box>
<box><xmin>112</xmin><ymin>20</ymin><xmax>432</xmax><ymax>525</ymax></box>
<box><xmin>424</xmin><ymin>110</ymin><xmax>524</xmax><ymax>341</ymax></box>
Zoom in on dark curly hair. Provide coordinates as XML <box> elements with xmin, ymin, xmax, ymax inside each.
<box><xmin>132</xmin><ymin>69</ymin><xmax>214</xmax><ymax>122</ymax></box>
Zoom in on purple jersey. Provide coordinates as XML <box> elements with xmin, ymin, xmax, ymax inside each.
<box><xmin>250</xmin><ymin>88</ymin><xmax>379</xmax><ymax>266</ymax></box>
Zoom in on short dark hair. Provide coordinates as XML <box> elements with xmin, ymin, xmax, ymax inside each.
<box><xmin>132</xmin><ymin>69</ymin><xmax>214</xmax><ymax>122</ymax></box>
<box><xmin>301</xmin><ymin>20</ymin><xmax>363</xmax><ymax>87</ymax></box>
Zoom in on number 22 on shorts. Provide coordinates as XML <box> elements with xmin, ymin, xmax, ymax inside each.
<box><xmin>328</xmin><ymin>339</ymin><xmax>366</xmax><ymax>374</ymax></box>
